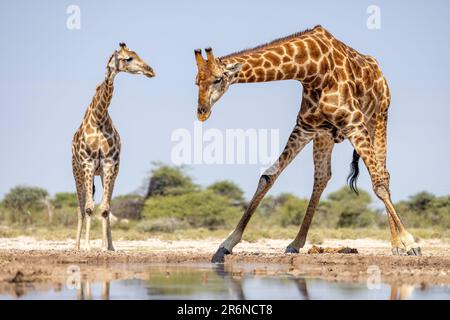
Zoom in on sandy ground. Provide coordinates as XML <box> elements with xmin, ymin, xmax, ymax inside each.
<box><xmin>0</xmin><ymin>237</ymin><xmax>449</xmax><ymax>293</ymax></box>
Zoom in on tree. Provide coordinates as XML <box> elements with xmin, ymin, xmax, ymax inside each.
<box><xmin>207</xmin><ymin>180</ymin><xmax>245</xmax><ymax>204</ymax></box>
<box><xmin>142</xmin><ymin>190</ymin><xmax>241</xmax><ymax>230</ymax></box>
<box><xmin>111</xmin><ymin>194</ymin><xmax>145</xmax><ymax>220</ymax></box>
<box><xmin>318</xmin><ymin>187</ymin><xmax>382</xmax><ymax>228</ymax></box>
<box><xmin>52</xmin><ymin>192</ymin><xmax>78</xmax><ymax>209</ymax></box>
<box><xmin>2</xmin><ymin>186</ymin><xmax>49</xmax><ymax>224</ymax></box>
<box><xmin>396</xmin><ymin>192</ymin><xmax>450</xmax><ymax>228</ymax></box>
<box><xmin>277</xmin><ymin>194</ymin><xmax>309</xmax><ymax>227</ymax></box>
<box><xmin>145</xmin><ymin>163</ymin><xmax>198</xmax><ymax>198</ymax></box>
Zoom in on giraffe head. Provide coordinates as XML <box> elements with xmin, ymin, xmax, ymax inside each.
<box><xmin>106</xmin><ymin>43</ymin><xmax>155</xmax><ymax>80</ymax></box>
<box><xmin>194</xmin><ymin>48</ymin><xmax>242</xmax><ymax>121</ymax></box>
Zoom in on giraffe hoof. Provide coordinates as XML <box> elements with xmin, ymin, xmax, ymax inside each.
<box><xmin>407</xmin><ymin>247</ymin><xmax>422</xmax><ymax>256</ymax></box>
<box><xmin>391</xmin><ymin>248</ymin><xmax>406</xmax><ymax>256</ymax></box>
<box><xmin>211</xmin><ymin>247</ymin><xmax>230</xmax><ymax>263</ymax></box>
<box><xmin>285</xmin><ymin>246</ymin><xmax>299</xmax><ymax>254</ymax></box>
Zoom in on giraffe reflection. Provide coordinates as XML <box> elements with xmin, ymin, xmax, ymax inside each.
<box><xmin>76</xmin><ymin>281</ymin><xmax>110</xmax><ymax>300</ymax></box>
<box><xmin>214</xmin><ymin>265</ymin><xmax>416</xmax><ymax>300</ymax></box>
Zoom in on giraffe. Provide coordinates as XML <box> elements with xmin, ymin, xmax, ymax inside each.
<box><xmin>72</xmin><ymin>43</ymin><xmax>155</xmax><ymax>251</ymax></box>
<box><xmin>193</xmin><ymin>25</ymin><xmax>421</xmax><ymax>263</ymax></box>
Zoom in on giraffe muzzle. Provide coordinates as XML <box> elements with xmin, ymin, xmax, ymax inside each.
<box><xmin>197</xmin><ymin>107</ymin><xmax>211</xmax><ymax>122</ymax></box>
<box><xmin>144</xmin><ymin>67</ymin><xmax>156</xmax><ymax>78</ymax></box>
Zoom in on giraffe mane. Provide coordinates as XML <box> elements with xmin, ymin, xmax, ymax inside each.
<box><xmin>220</xmin><ymin>25</ymin><xmax>321</xmax><ymax>59</ymax></box>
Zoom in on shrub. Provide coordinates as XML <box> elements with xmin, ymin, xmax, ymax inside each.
<box><xmin>207</xmin><ymin>180</ymin><xmax>245</xmax><ymax>204</ymax></box>
<box><xmin>145</xmin><ymin>163</ymin><xmax>198</xmax><ymax>197</ymax></box>
<box><xmin>277</xmin><ymin>194</ymin><xmax>309</xmax><ymax>227</ymax></box>
<box><xmin>2</xmin><ymin>186</ymin><xmax>49</xmax><ymax>224</ymax></box>
<box><xmin>396</xmin><ymin>193</ymin><xmax>450</xmax><ymax>228</ymax></box>
<box><xmin>137</xmin><ymin>218</ymin><xmax>188</xmax><ymax>233</ymax></box>
<box><xmin>111</xmin><ymin>195</ymin><xmax>145</xmax><ymax>220</ymax></box>
<box><xmin>53</xmin><ymin>192</ymin><xmax>78</xmax><ymax>209</ymax></box>
<box><xmin>319</xmin><ymin>187</ymin><xmax>382</xmax><ymax>228</ymax></box>
<box><xmin>142</xmin><ymin>190</ymin><xmax>241</xmax><ymax>230</ymax></box>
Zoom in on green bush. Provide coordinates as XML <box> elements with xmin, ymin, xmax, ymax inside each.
<box><xmin>207</xmin><ymin>180</ymin><xmax>245</xmax><ymax>204</ymax></box>
<box><xmin>2</xmin><ymin>186</ymin><xmax>49</xmax><ymax>224</ymax></box>
<box><xmin>320</xmin><ymin>187</ymin><xmax>383</xmax><ymax>228</ymax></box>
<box><xmin>396</xmin><ymin>192</ymin><xmax>450</xmax><ymax>228</ymax></box>
<box><xmin>146</xmin><ymin>163</ymin><xmax>198</xmax><ymax>197</ymax></box>
<box><xmin>52</xmin><ymin>206</ymin><xmax>77</xmax><ymax>226</ymax></box>
<box><xmin>277</xmin><ymin>194</ymin><xmax>309</xmax><ymax>227</ymax></box>
<box><xmin>142</xmin><ymin>190</ymin><xmax>241</xmax><ymax>230</ymax></box>
<box><xmin>53</xmin><ymin>192</ymin><xmax>78</xmax><ymax>209</ymax></box>
<box><xmin>111</xmin><ymin>194</ymin><xmax>145</xmax><ymax>220</ymax></box>
<box><xmin>137</xmin><ymin>218</ymin><xmax>188</xmax><ymax>233</ymax></box>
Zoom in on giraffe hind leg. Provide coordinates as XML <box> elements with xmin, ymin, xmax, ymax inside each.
<box><xmin>348</xmin><ymin>119</ymin><xmax>420</xmax><ymax>255</ymax></box>
<box><xmin>100</xmin><ymin>163</ymin><xmax>118</xmax><ymax>251</ymax></box>
<box><xmin>73</xmin><ymin>166</ymin><xmax>86</xmax><ymax>251</ymax></box>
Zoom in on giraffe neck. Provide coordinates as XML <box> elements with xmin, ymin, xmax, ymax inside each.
<box><xmin>221</xmin><ymin>37</ymin><xmax>324</xmax><ymax>87</ymax></box>
<box><xmin>84</xmin><ymin>78</ymin><xmax>114</xmax><ymax>126</ymax></box>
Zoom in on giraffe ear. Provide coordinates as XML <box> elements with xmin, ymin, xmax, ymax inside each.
<box><xmin>224</xmin><ymin>62</ymin><xmax>242</xmax><ymax>76</ymax></box>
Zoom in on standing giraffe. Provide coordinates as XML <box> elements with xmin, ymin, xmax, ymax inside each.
<box><xmin>72</xmin><ymin>43</ymin><xmax>155</xmax><ymax>250</ymax></box>
<box><xmin>194</xmin><ymin>25</ymin><xmax>421</xmax><ymax>263</ymax></box>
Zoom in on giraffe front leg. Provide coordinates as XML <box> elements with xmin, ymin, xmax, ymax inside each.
<box><xmin>211</xmin><ymin>125</ymin><xmax>314</xmax><ymax>263</ymax></box>
<box><xmin>347</xmin><ymin>124</ymin><xmax>420</xmax><ymax>256</ymax></box>
<box><xmin>100</xmin><ymin>161</ymin><xmax>118</xmax><ymax>251</ymax></box>
<box><xmin>285</xmin><ymin>133</ymin><xmax>334</xmax><ymax>253</ymax></box>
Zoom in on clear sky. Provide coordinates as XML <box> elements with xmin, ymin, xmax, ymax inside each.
<box><xmin>0</xmin><ymin>0</ymin><xmax>449</xmax><ymax>203</ymax></box>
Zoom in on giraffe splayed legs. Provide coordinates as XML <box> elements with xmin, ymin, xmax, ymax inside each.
<box><xmin>194</xmin><ymin>25</ymin><xmax>421</xmax><ymax>262</ymax></box>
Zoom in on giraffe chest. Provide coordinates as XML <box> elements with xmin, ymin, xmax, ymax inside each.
<box><xmin>74</xmin><ymin>125</ymin><xmax>121</xmax><ymax>162</ymax></box>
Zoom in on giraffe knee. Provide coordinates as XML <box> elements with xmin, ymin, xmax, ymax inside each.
<box><xmin>373</xmin><ymin>183</ymin><xmax>390</xmax><ymax>200</ymax></box>
<box><xmin>99</xmin><ymin>204</ymin><xmax>110</xmax><ymax>218</ymax></box>
<box><xmin>85</xmin><ymin>201</ymin><xmax>95</xmax><ymax>216</ymax></box>
<box><xmin>257</xmin><ymin>174</ymin><xmax>274</xmax><ymax>192</ymax></box>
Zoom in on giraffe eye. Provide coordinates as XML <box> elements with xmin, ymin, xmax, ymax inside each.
<box><xmin>213</xmin><ymin>77</ymin><xmax>222</xmax><ymax>84</ymax></box>
<box><xmin>125</xmin><ymin>57</ymin><xmax>133</xmax><ymax>62</ymax></box>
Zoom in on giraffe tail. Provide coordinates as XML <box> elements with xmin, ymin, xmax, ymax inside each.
<box><xmin>347</xmin><ymin>149</ymin><xmax>360</xmax><ymax>195</ymax></box>
<box><xmin>92</xmin><ymin>182</ymin><xmax>96</xmax><ymax>197</ymax></box>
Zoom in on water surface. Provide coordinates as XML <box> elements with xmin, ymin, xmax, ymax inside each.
<box><xmin>1</xmin><ymin>263</ymin><xmax>449</xmax><ymax>300</ymax></box>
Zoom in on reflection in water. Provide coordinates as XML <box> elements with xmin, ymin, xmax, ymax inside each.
<box><xmin>389</xmin><ymin>284</ymin><xmax>415</xmax><ymax>300</ymax></box>
<box><xmin>0</xmin><ymin>264</ymin><xmax>448</xmax><ymax>300</ymax></box>
<box><xmin>77</xmin><ymin>281</ymin><xmax>110</xmax><ymax>300</ymax></box>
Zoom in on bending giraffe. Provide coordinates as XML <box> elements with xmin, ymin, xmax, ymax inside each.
<box><xmin>193</xmin><ymin>25</ymin><xmax>421</xmax><ymax>263</ymax></box>
<box><xmin>72</xmin><ymin>43</ymin><xmax>155</xmax><ymax>251</ymax></box>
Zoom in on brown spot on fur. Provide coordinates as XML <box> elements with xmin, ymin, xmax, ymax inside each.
<box><xmin>307</xmin><ymin>63</ymin><xmax>318</xmax><ymax>76</ymax></box>
<box><xmin>283</xmin><ymin>43</ymin><xmax>295</xmax><ymax>57</ymax></box>
<box><xmin>265</xmin><ymin>52</ymin><xmax>281</xmax><ymax>66</ymax></box>
<box><xmin>249</xmin><ymin>58</ymin><xmax>264</xmax><ymax>68</ymax></box>
<box><xmin>255</xmin><ymin>68</ymin><xmax>265</xmax><ymax>79</ymax></box>
<box><xmin>305</xmin><ymin>39</ymin><xmax>321</xmax><ymax>61</ymax></box>
<box><xmin>294</xmin><ymin>41</ymin><xmax>308</xmax><ymax>64</ymax></box>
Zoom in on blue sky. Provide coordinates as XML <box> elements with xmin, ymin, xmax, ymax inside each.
<box><xmin>0</xmin><ymin>0</ymin><xmax>449</xmax><ymax>203</ymax></box>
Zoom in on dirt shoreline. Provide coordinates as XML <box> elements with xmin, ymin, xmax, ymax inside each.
<box><xmin>0</xmin><ymin>237</ymin><xmax>449</xmax><ymax>288</ymax></box>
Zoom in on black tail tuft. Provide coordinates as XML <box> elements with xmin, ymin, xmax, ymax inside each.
<box><xmin>347</xmin><ymin>149</ymin><xmax>360</xmax><ymax>195</ymax></box>
<box><xmin>92</xmin><ymin>182</ymin><xmax>96</xmax><ymax>197</ymax></box>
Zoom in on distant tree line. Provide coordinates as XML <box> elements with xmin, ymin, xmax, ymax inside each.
<box><xmin>0</xmin><ymin>164</ymin><xmax>449</xmax><ymax>231</ymax></box>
